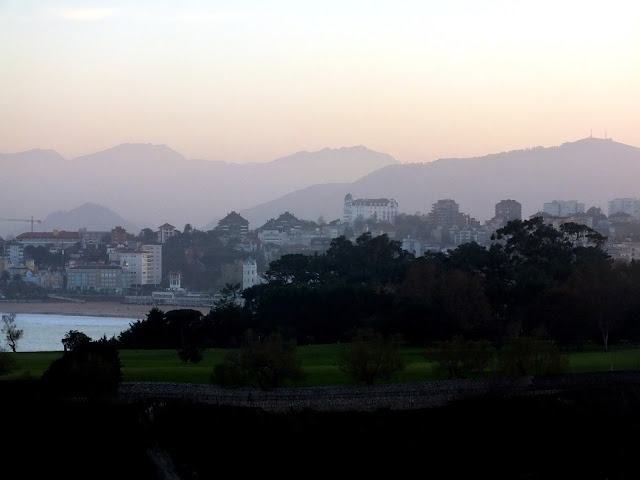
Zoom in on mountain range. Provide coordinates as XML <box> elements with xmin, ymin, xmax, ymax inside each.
<box><xmin>241</xmin><ymin>137</ymin><xmax>640</xmax><ymax>227</ymax></box>
<box><xmin>0</xmin><ymin>144</ymin><xmax>396</xmax><ymax>237</ymax></box>
<box><xmin>1</xmin><ymin>137</ymin><xmax>639</xmax><ymax>238</ymax></box>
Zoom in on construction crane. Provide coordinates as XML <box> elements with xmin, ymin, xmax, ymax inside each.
<box><xmin>0</xmin><ymin>216</ymin><xmax>42</xmax><ymax>232</ymax></box>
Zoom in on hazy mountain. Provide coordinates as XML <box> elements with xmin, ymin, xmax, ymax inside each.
<box><xmin>240</xmin><ymin>183</ymin><xmax>350</xmax><ymax>227</ymax></box>
<box><xmin>40</xmin><ymin>203</ymin><xmax>140</xmax><ymax>234</ymax></box>
<box><xmin>240</xmin><ymin>138</ymin><xmax>640</xmax><ymax>227</ymax></box>
<box><xmin>0</xmin><ymin>144</ymin><xmax>397</xmax><ymax>236</ymax></box>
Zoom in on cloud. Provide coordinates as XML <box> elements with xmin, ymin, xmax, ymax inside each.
<box><xmin>55</xmin><ymin>8</ymin><xmax>114</xmax><ymax>22</ymax></box>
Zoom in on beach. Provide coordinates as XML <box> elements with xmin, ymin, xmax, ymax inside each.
<box><xmin>0</xmin><ymin>301</ymin><xmax>212</xmax><ymax>318</ymax></box>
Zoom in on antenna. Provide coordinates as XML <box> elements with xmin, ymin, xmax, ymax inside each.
<box><xmin>590</xmin><ymin>129</ymin><xmax>592</xmax><ymax>138</ymax></box>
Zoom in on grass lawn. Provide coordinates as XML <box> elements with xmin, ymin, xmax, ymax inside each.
<box><xmin>3</xmin><ymin>343</ymin><xmax>640</xmax><ymax>386</ymax></box>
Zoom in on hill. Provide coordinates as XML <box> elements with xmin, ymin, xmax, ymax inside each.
<box><xmin>39</xmin><ymin>202</ymin><xmax>140</xmax><ymax>234</ymax></box>
<box><xmin>240</xmin><ymin>137</ymin><xmax>640</xmax><ymax>226</ymax></box>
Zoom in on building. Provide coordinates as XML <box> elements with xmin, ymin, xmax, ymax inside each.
<box><xmin>66</xmin><ymin>265</ymin><xmax>124</xmax><ymax>293</ymax></box>
<box><xmin>452</xmin><ymin>226</ymin><xmax>489</xmax><ymax>246</ymax></box>
<box><xmin>608</xmin><ymin>198</ymin><xmax>640</xmax><ymax>220</ymax></box>
<box><xmin>38</xmin><ymin>270</ymin><xmax>65</xmax><ymax>290</ymax></box>
<box><xmin>402</xmin><ymin>237</ymin><xmax>422</xmax><ymax>257</ymax></box>
<box><xmin>494</xmin><ymin>199</ymin><xmax>522</xmax><ymax>224</ymax></box>
<box><xmin>15</xmin><ymin>230</ymin><xmax>80</xmax><ymax>249</ymax></box>
<box><xmin>6</xmin><ymin>243</ymin><xmax>24</xmax><ymax>266</ymax></box>
<box><xmin>78</xmin><ymin>229</ymin><xmax>110</xmax><ymax>248</ymax></box>
<box><xmin>168</xmin><ymin>271</ymin><xmax>183</xmax><ymax>291</ymax></box>
<box><xmin>258</xmin><ymin>212</ymin><xmax>305</xmax><ymax>233</ymax></box>
<box><xmin>343</xmin><ymin>194</ymin><xmax>399</xmax><ymax>225</ymax></box>
<box><xmin>215</xmin><ymin>211</ymin><xmax>249</xmax><ymax>239</ymax></box>
<box><xmin>118</xmin><ymin>243</ymin><xmax>162</xmax><ymax>288</ymax></box>
<box><xmin>543</xmin><ymin>200</ymin><xmax>585</xmax><ymax>217</ymax></box>
<box><xmin>428</xmin><ymin>199</ymin><xmax>477</xmax><ymax>228</ymax></box>
<box><xmin>158</xmin><ymin>223</ymin><xmax>179</xmax><ymax>244</ymax></box>
<box><xmin>257</xmin><ymin>229</ymin><xmax>285</xmax><ymax>245</ymax></box>
<box><xmin>242</xmin><ymin>257</ymin><xmax>260</xmax><ymax>290</ymax></box>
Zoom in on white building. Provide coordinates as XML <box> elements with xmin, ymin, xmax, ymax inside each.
<box><xmin>158</xmin><ymin>223</ymin><xmax>179</xmax><ymax>244</ymax></box>
<box><xmin>402</xmin><ymin>237</ymin><xmax>422</xmax><ymax>257</ymax></box>
<box><xmin>7</xmin><ymin>243</ymin><xmax>24</xmax><ymax>266</ymax></box>
<box><xmin>169</xmin><ymin>271</ymin><xmax>183</xmax><ymax>291</ymax></box>
<box><xmin>242</xmin><ymin>257</ymin><xmax>261</xmax><ymax>290</ymax></box>
<box><xmin>119</xmin><ymin>243</ymin><xmax>162</xmax><ymax>287</ymax></box>
<box><xmin>257</xmin><ymin>229</ymin><xmax>285</xmax><ymax>245</ymax></box>
<box><xmin>543</xmin><ymin>200</ymin><xmax>585</xmax><ymax>217</ymax></box>
<box><xmin>343</xmin><ymin>193</ymin><xmax>399</xmax><ymax>225</ymax></box>
<box><xmin>608</xmin><ymin>198</ymin><xmax>640</xmax><ymax>220</ymax></box>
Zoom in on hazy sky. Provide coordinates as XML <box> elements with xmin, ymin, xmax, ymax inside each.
<box><xmin>1</xmin><ymin>0</ymin><xmax>639</xmax><ymax>163</ymax></box>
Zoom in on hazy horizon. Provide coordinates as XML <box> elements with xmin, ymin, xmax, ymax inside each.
<box><xmin>2</xmin><ymin>0</ymin><xmax>639</xmax><ymax>164</ymax></box>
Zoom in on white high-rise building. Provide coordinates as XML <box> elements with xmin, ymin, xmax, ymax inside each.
<box><xmin>609</xmin><ymin>198</ymin><xmax>640</xmax><ymax>220</ymax></box>
<box><xmin>543</xmin><ymin>200</ymin><xmax>585</xmax><ymax>217</ymax></box>
<box><xmin>119</xmin><ymin>244</ymin><xmax>162</xmax><ymax>287</ymax></box>
<box><xmin>242</xmin><ymin>257</ymin><xmax>259</xmax><ymax>290</ymax></box>
<box><xmin>7</xmin><ymin>244</ymin><xmax>24</xmax><ymax>266</ymax></box>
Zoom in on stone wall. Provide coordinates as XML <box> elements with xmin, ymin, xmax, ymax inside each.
<box><xmin>118</xmin><ymin>372</ymin><xmax>640</xmax><ymax>412</ymax></box>
<box><xmin>118</xmin><ymin>377</ymin><xmax>534</xmax><ymax>412</ymax></box>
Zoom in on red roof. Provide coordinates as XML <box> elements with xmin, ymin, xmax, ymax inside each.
<box><xmin>159</xmin><ymin>223</ymin><xmax>176</xmax><ymax>229</ymax></box>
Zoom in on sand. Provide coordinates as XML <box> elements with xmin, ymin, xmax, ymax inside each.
<box><xmin>0</xmin><ymin>301</ymin><xmax>211</xmax><ymax>318</ymax></box>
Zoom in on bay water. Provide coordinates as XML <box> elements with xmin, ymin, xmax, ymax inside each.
<box><xmin>0</xmin><ymin>312</ymin><xmax>136</xmax><ymax>352</ymax></box>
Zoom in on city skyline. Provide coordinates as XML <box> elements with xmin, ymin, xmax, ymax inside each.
<box><xmin>1</xmin><ymin>0</ymin><xmax>639</xmax><ymax>163</ymax></box>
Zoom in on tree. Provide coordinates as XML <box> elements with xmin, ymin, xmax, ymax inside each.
<box><xmin>1</xmin><ymin>313</ymin><xmax>23</xmax><ymax>352</ymax></box>
<box><xmin>339</xmin><ymin>329</ymin><xmax>405</xmax><ymax>385</ymax></box>
<box><xmin>218</xmin><ymin>282</ymin><xmax>242</xmax><ymax>304</ymax></box>
<box><xmin>211</xmin><ymin>329</ymin><xmax>305</xmax><ymax>390</ymax></box>
<box><xmin>137</xmin><ymin>227</ymin><xmax>157</xmax><ymax>243</ymax></box>
<box><xmin>61</xmin><ymin>330</ymin><xmax>92</xmax><ymax>352</ymax></box>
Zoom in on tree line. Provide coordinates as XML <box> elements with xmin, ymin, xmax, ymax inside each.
<box><xmin>113</xmin><ymin>217</ymin><xmax>639</xmax><ymax>352</ymax></box>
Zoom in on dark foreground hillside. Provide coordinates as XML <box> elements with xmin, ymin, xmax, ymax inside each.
<box><xmin>2</xmin><ymin>377</ymin><xmax>640</xmax><ymax>479</ymax></box>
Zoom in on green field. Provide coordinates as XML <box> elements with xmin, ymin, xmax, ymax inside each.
<box><xmin>3</xmin><ymin>343</ymin><xmax>640</xmax><ymax>386</ymax></box>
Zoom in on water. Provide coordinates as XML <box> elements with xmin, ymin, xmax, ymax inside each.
<box><xmin>0</xmin><ymin>313</ymin><xmax>136</xmax><ymax>352</ymax></box>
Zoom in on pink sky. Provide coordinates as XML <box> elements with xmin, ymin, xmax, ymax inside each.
<box><xmin>1</xmin><ymin>0</ymin><xmax>639</xmax><ymax>163</ymax></box>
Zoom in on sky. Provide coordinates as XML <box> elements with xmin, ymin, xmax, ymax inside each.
<box><xmin>1</xmin><ymin>0</ymin><xmax>639</xmax><ymax>163</ymax></box>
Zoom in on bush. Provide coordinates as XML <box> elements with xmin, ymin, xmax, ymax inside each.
<box><xmin>429</xmin><ymin>335</ymin><xmax>496</xmax><ymax>379</ymax></box>
<box><xmin>178</xmin><ymin>345</ymin><xmax>203</xmax><ymax>363</ymax></box>
<box><xmin>497</xmin><ymin>335</ymin><xmax>569</xmax><ymax>377</ymax></box>
<box><xmin>41</xmin><ymin>341</ymin><xmax>123</xmax><ymax>400</ymax></box>
<box><xmin>211</xmin><ymin>330</ymin><xmax>304</xmax><ymax>390</ymax></box>
<box><xmin>339</xmin><ymin>329</ymin><xmax>405</xmax><ymax>385</ymax></box>
<box><xmin>0</xmin><ymin>347</ymin><xmax>16</xmax><ymax>376</ymax></box>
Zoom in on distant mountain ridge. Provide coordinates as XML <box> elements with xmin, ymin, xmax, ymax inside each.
<box><xmin>240</xmin><ymin>137</ymin><xmax>640</xmax><ymax>227</ymax></box>
<box><xmin>0</xmin><ymin>144</ymin><xmax>398</xmax><ymax>237</ymax></box>
<box><xmin>3</xmin><ymin>137</ymin><xmax>639</xmax><ymax>237</ymax></box>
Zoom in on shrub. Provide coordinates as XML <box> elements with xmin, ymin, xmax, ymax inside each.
<box><xmin>211</xmin><ymin>330</ymin><xmax>304</xmax><ymax>390</ymax></box>
<box><xmin>0</xmin><ymin>347</ymin><xmax>16</xmax><ymax>376</ymax></box>
<box><xmin>41</xmin><ymin>341</ymin><xmax>122</xmax><ymax>400</ymax></box>
<box><xmin>429</xmin><ymin>335</ymin><xmax>496</xmax><ymax>379</ymax></box>
<box><xmin>339</xmin><ymin>329</ymin><xmax>405</xmax><ymax>385</ymax></box>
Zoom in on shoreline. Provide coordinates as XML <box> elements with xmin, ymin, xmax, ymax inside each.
<box><xmin>0</xmin><ymin>301</ymin><xmax>211</xmax><ymax>319</ymax></box>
